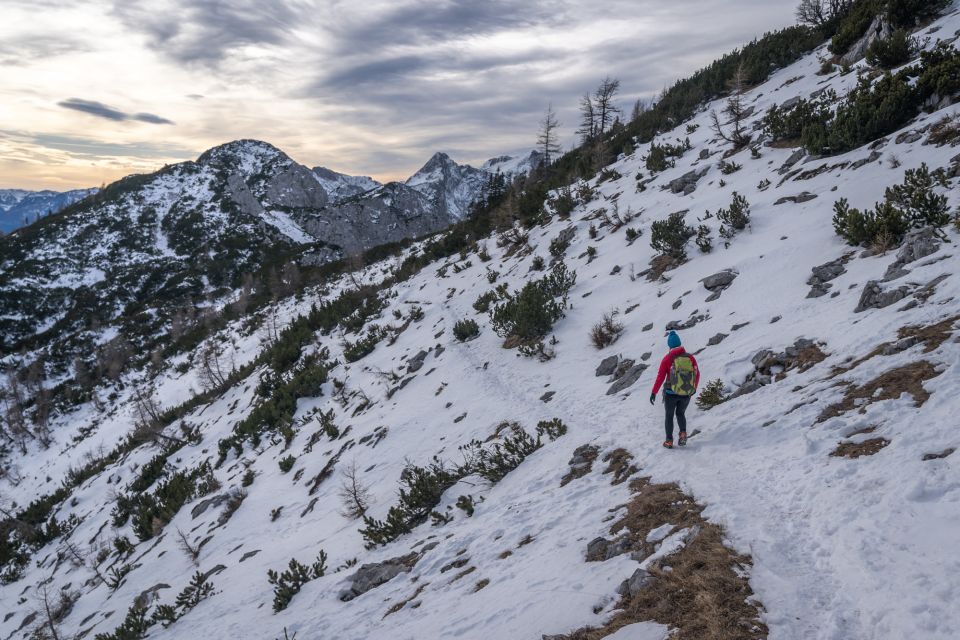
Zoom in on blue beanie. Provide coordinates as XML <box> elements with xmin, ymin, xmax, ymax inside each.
<box><xmin>667</xmin><ymin>331</ymin><xmax>681</xmax><ymax>348</ymax></box>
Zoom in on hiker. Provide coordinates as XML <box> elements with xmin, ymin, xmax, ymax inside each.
<box><xmin>649</xmin><ymin>330</ymin><xmax>700</xmax><ymax>449</ymax></box>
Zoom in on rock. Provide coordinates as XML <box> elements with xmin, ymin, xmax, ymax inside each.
<box><xmin>770</xmin><ymin>315</ymin><xmax>782</xmax><ymax>323</ymax></box>
<box><xmin>617</xmin><ymin>568</ymin><xmax>654</xmax><ymax>597</ymax></box>
<box><xmin>807</xmin><ymin>257</ymin><xmax>847</xmax><ymax>298</ymax></box>
<box><xmin>707</xmin><ymin>333</ymin><xmax>728</xmax><ymax>346</ymax></box>
<box><xmin>434</xmin><ymin>345</ymin><xmax>445</xmax><ymax>357</ymax></box>
<box><xmin>840</xmin><ymin>14</ymin><xmax>891</xmax><ymax>66</ymax></box>
<box><xmin>569</xmin><ymin>445</ymin><xmax>600</xmax><ymax>472</ymax></box>
<box><xmin>540</xmin><ymin>391</ymin><xmax>556</xmax><ymax>403</ymax></box>
<box><xmin>780</xmin><ymin>96</ymin><xmax>802</xmax><ymax>111</ymax></box>
<box><xmin>699</xmin><ymin>148</ymin><xmax>711</xmax><ymax>160</ymax></box>
<box><xmin>239</xmin><ymin>550</ymin><xmax>261</xmax><ymax>562</ymax></box>
<box><xmin>642</xmin><ymin>323</ymin><xmax>653</xmax><ymax>332</ymax></box>
<box><xmin>778</xmin><ymin>149</ymin><xmax>806</xmax><ymax>174</ymax></box>
<box><xmin>668</xmin><ymin>168</ymin><xmax>708</xmax><ymax>195</ymax></box>
<box><xmin>850</xmin><ymin>151</ymin><xmax>882</xmax><ymax>170</ymax></box>
<box><xmin>596</xmin><ymin>355</ymin><xmax>620</xmax><ymax>377</ymax></box>
<box><xmin>895</xmin><ymin>131</ymin><xmax>923</xmax><ymax>145</ymax></box>
<box><xmin>774</xmin><ymin>192</ymin><xmax>818</xmax><ymax>205</ymax></box>
<box><xmin>701</xmin><ymin>269</ymin><xmax>738</xmax><ymax>291</ymax></box>
<box><xmin>201</xmin><ymin>564</ymin><xmax>227</xmax><ymax>582</ymax></box>
<box><xmin>134</xmin><ymin>583</ymin><xmax>171</xmax><ymax>609</ymax></box>
<box><xmin>884</xmin><ymin>228</ymin><xmax>940</xmax><ymax>281</ymax></box>
<box><xmin>610</xmin><ymin>265</ymin><xmax>622</xmax><ymax>275</ymax></box>
<box><xmin>340</xmin><ymin>553</ymin><xmax>419</xmax><ymax>601</ymax></box>
<box><xmin>666</xmin><ymin>314</ymin><xmax>708</xmax><ymax>331</ymax></box>
<box><xmin>407</xmin><ymin>350</ymin><xmax>429</xmax><ymax>373</ymax></box>
<box><xmin>641</xmin><ymin>352</ymin><xmax>652</xmax><ymax>361</ymax></box>
<box><xmin>855</xmin><ymin>280</ymin><xmax>911</xmax><ymax>313</ymax></box>
<box><xmin>606</xmin><ymin>364</ymin><xmax>648</xmax><ymax>395</ymax></box>
<box><xmin>881</xmin><ymin>337</ymin><xmax>920</xmax><ymax>356</ymax></box>
<box><xmin>672</xmin><ymin>298</ymin><xmax>682</xmax><ymax>310</ymax></box>
<box><xmin>611</xmin><ymin>359</ymin><xmax>636</xmax><ymax>380</ymax></box>
<box><xmin>386</xmin><ymin>375</ymin><xmax>415</xmax><ymax>399</ymax></box>
<box><xmin>191</xmin><ymin>493</ymin><xmax>231</xmax><ymax>519</ymax></box>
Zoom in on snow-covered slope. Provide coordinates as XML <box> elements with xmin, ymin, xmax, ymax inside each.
<box><xmin>0</xmin><ymin>187</ymin><xmax>97</xmax><ymax>233</ymax></box>
<box><xmin>311</xmin><ymin>166</ymin><xmax>382</xmax><ymax>203</ymax></box>
<box><xmin>3</xmin><ymin>8</ymin><xmax>960</xmax><ymax>640</ymax></box>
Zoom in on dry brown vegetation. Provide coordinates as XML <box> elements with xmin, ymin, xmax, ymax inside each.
<box><xmin>830</xmin><ymin>437</ymin><xmax>891</xmax><ymax>459</ymax></box>
<box><xmin>551</xmin><ymin>477</ymin><xmax>767</xmax><ymax>640</ymax></box>
<box><xmin>601</xmin><ymin>448</ymin><xmax>639</xmax><ymax>485</ymax></box>
<box><xmin>383</xmin><ymin>582</ymin><xmax>429</xmax><ymax>618</ymax></box>
<box><xmin>830</xmin><ymin>316</ymin><xmax>958</xmax><ymax>378</ymax></box>
<box><xmin>560</xmin><ymin>446</ymin><xmax>599</xmax><ymax>487</ymax></box>
<box><xmin>818</xmin><ymin>361</ymin><xmax>942</xmax><ymax>422</ymax></box>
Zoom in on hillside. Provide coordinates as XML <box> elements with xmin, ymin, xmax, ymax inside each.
<box><xmin>2</xmin><ymin>3</ymin><xmax>960</xmax><ymax>640</ymax></box>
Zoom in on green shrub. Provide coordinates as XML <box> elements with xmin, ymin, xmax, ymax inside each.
<box><xmin>867</xmin><ymin>29</ymin><xmax>914</xmax><ymax>69</ymax></box>
<box><xmin>490</xmin><ymin>263</ymin><xmax>576</xmax><ymax>346</ymax></box>
<box><xmin>696</xmin><ymin>379</ymin><xmax>727</xmax><ymax>411</ymax></box>
<box><xmin>459</xmin><ymin>424</ymin><xmax>545</xmax><ymax>484</ymax></box>
<box><xmin>696</xmin><ymin>225</ymin><xmax>713</xmax><ymax>253</ymax></box>
<box><xmin>531</xmin><ymin>255</ymin><xmax>546</xmax><ymax>270</ymax></box>
<box><xmin>650</xmin><ymin>211</ymin><xmax>695</xmax><ymax>259</ymax></box>
<box><xmin>625</xmin><ymin>227</ymin><xmax>641</xmax><ymax>242</ymax></box>
<box><xmin>242</xmin><ymin>469</ymin><xmax>255</xmax><ymax>487</ymax></box>
<box><xmin>453</xmin><ymin>319</ymin><xmax>481</xmax><ymax>342</ymax></box>
<box><xmin>342</xmin><ymin>325</ymin><xmax>388</xmax><ymax>363</ymax></box>
<box><xmin>717</xmin><ymin>192</ymin><xmax>751</xmax><ymax>238</ymax></box>
<box><xmin>887</xmin><ymin>0</ymin><xmax>951</xmax><ymax>27</ymax></box>
<box><xmin>278</xmin><ymin>455</ymin><xmax>296</xmax><ymax>473</ymax></box>
<box><xmin>268</xmin><ymin>552</ymin><xmax>327</xmax><ymax>612</ymax></box>
<box><xmin>719</xmin><ymin>160</ymin><xmax>742</xmax><ymax>175</ymax></box>
<box><xmin>116</xmin><ymin>462</ymin><xmax>220</xmax><ymax>541</ymax></box>
<box><xmin>95</xmin><ymin>603</ymin><xmax>151</xmax><ymax>640</ymax></box>
<box><xmin>535</xmin><ymin>418</ymin><xmax>568</xmax><ymax>440</ymax></box>
<box><xmin>833</xmin><ymin>164</ymin><xmax>949</xmax><ymax>246</ymax></box>
<box><xmin>455</xmin><ymin>495</ymin><xmax>475</xmax><ymax>517</ymax></box>
<box><xmin>473</xmin><ymin>290</ymin><xmax>498</xmax><ymax>313</ymax></box>
<box><xmin>549</xmin><ymin>235</ymin><xmax>570</xmax><ymax>257</ymax></box>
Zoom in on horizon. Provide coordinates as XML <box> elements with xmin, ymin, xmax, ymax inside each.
<box><xmin>1</xmin><ymin>0</ymin><xmax>798</xmax><ymax>191</ymax></box>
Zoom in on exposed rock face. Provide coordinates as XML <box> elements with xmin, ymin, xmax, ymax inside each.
<box><xmin>774</xmin><ymin>192</ymin><xmax>818</xmax><ymax>205</ymax></box>
<box><xmin>407</xmin><ymin>350</ymin><xmax>429</xmax><ymax>373</ymax></box>
<box><xmin>606</xmin><ymin>364</ymin><xmax>649</xmax><ymax>395</ymax></box>
<box><xmin>617</xmin><ymin>568</ymin><xmax>654</xmax><ymax>597</ymax></box>
<box><xmin>311</xmin><ymin>166</ymin><xmax>381</xmax><ymax>202</ymax></box>
<box><xmin>884</xmin><ymin>228</ymin><xmax>940</xmax><ymax>281</ymax></box>
<box><xmin>807</xmin><ymin>257</ymin><xmax>848</xmax><ymax>298</ymax></box>
<box><xmin>595</xmin><ymin>355</ymin><xmax>620</xmax><ymax>377</ymax></box>
<box><xmin>778</xmin><ymin>149</ymin><xmax>806</xmax><ymax>175</ymax></box>
<box><xmin>405</xmin><ymin>151</ymin><xmax>490</xmax><ymax>220</ymax></box>
<box><xmin>668</xmin><ymin>168</ymin><xmax>709</xmax><ymax>195</ymax></box>
<box><xmin>840</xmin><ymin>15</ymin><xmax>892</xmax><ymax>66</ymax></box>
<box><xmin>585</xmin><ymin>536</ymin><xmax>633</xmax><ymax>562</ymax></box>
<box><xmin>731</xmin><ymin>338</ymin><xmax>826</xmax><ymax>398</ymax></box>
<box><xmin>340</xmin><ymin>553</ymin><xmax>420</xmax><ymax>602</ymax></box>
<box><xmin>701</xmin><ymin>270</ymin><xmax>738</xmax><ymax>300</ymax></box>
<box><xmin>855</xmin><ymin>281</ymin><xmax>912</xmax><ymax>313</ymax></box>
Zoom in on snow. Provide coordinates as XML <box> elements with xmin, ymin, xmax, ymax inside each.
<box><xmin>4</xmin><ymin>10</ymin><xmax>960</xmax><ymax>640</ymax></box>
<box><xmin>262</xmin><ymin>209</ymin><xmax>316</xmax><ymax>244</ymax></box>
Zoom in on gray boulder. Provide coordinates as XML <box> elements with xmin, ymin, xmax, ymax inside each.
<box><xmin>884</xmin><ymin>227</ymin><xmax>940</xmax><ymax>281</ymax></box>
<box><xmin>606</xmin><ymin>364</ymin><xmax>649</xmax><ymax>395</ymax></box>
<box><xmin>617</xmin><ymin>568</ymin><xmax>654</xmax><ymax>597</ymax></box>
<box><xmin>778</xmin><ymin>149</ymin><xmax>806</xmax><ymax>174</ymax></box>
<box><xmin>855</xmin><ymin>281</ymin><xmax>912</xmax><ymax>313</ymax></box>
<box><xmin>807</xmin><ymin>257</ymin><xmax>847</xmax><ymax>298</ymax></box>
<box><xmin>701</xmin><ymin>269</ymin><xmax>738</xmax><ymax>291</ymax></box>
<box><xmin>707</xmin><ymin>333</ymin><xmax>728</xmax><ymax>346</ymax></box>
<box><xmin>407</xmin><ymin>350</ymin><xmax>429</xmax><ymax>373</ymax></box>
<box><xmin>668</xmin><ymin>168</ymin><xmax>708</xmax><ymax>195</ymax></box>
<box><xmin>595</xmin><ymin>355</ymin><xmax>620</xmax><ymax>377</ymax></box>
<box><xmin>340</xmin><ymin>553</ymin><xmax>419</xmax><ymax>602</ymax></box>
<box><xmin>774</xmin><ymin>192</ymin><xmax>818</xmax><ymax>205</ymax></box>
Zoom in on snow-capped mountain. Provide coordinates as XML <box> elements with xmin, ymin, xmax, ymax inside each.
<box><xmin>405</xmin><ymin>151</ymin><xmax>491</xmax><ymax>219</ymax></box>
<box><xmin>4</xmin><ymin>4</ymin><xmax>960</xmax><ymax>640</ymax></box>
<box><xmin>0</xmin><ymin>187</ymin><xmax>97</xmax><ymax>233</ymax></box>
<box><xmin>311</xmin><ymin>166</ymin><xmax>382</xmax><ymax>203</ymax></box>
<box><xmin>481</xmin><ymin>150</ymin><xmax>544</xmax><ymax>178</ymax></box>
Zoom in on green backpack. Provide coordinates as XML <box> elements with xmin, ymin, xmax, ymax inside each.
<box><xmin>668</xmin><ymin>355</ymin><xmax>697</xmax><ymax>396</ymax></box>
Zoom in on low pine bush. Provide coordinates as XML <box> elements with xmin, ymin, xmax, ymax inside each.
<box><xmin>696</xmin><ymin>379</ymin><xmax>728</xmax><ymax>411</ymax></box>
<box><xmin>453</xmin><ymin>319</ymin><xmax>480</xmax><ymax>342</ymax></box>
<box><xmin>268</xmin><ymin>552</ymin><xmax>327</xmax><ymax>612</ymax></box>
<box><xmin>650</xmin><ymin>211</ymin><xmax>695</xmax><ymax>260</ymax></box>
<box><xmin>717</xmin><ymin>192</ymin><xmax>751</xmax><ymax>239</ymax></box>
<box><xmin>490</xmin><ymin>263</ymin><xmax>576</xmax><ymax>347</ymax></box>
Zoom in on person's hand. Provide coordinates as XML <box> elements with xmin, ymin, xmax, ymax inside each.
<box><xmin>649</xmin><ymin>392</ymin><xmax>656</xmax><ymax>405</ymax></box>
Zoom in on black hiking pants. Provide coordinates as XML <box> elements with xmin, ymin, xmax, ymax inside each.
<box><xmin>663</xmin><ymin>393</ymin><xmax>690</xmax><ymax>441</ymax></box>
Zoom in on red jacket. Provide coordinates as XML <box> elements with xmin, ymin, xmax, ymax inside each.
<box><xmin>651</xmin><ymin>347</ymin><xmax>700</xmax><ymax>395</ymax></box>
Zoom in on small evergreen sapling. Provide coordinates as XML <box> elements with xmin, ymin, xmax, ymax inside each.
<box><xmin>268</xmin><ymin>552</ymin><xmax>328</xmax><ymax>612</ymax></box>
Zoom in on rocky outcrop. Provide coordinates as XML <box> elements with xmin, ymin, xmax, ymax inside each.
<box><xmin>731</xmin><ymin>338</ymin><xmax>826</xmax><ymax>398</ymax></box>
<box><xmin>855</xmin><ymin>281</ymin><xmax>912</xmax><ymax>313</ymax></box>
<box><xmin>340</xmin><ymin>553</ymin><xmax>420</xmax><ymax>602</ymax></box>
<box><xmin>774</xmin><ymin>192</ymin><xmax>818</xmax><ymax>205</ymax></box>
<box><xmin>839</xmin><ymin>15</ymin><xmax>892</xmax><ymax>66</ymax></box>
<box><xmin>701</xmin><ymin>269</ymin><xmax>738</xmax><ymax>301</ymax></box>
<box><xmin>807</xmin><ymin>256</ymin><xmax>848</xmax><ymax>298</ymax></box>
<box><xmin>606</xmin><ymin>364</ymin><xmax>649</xmax><ymax>395</ymax></box>
<box><xmin>668</xmin><ymin>168</ymin><xmax>709</xmax><ymax>195</ymax></box>
<box><xmin>595</xmin><ymin>355</ymin><xmax>619</xmax><ymax>377</ymax></box>
<box><xmin>884</xmin><ymin>228</ymin><xmax>940</xmax><ymax>281</ymax></box>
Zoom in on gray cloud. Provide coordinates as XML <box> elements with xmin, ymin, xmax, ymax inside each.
<box><xmin>112</xmin><ymin>0</ymin><xmax>306</xmax><ymax>65</ymax></box>
<box><xmin>0</xmin><ymin>35</ymin><xmax>89</xmax><ymax>66</ymax></box>
<box><xmin>57</xmin><ymin>98</ymin><xmax>174</xmax><ymax>125</ymax></box>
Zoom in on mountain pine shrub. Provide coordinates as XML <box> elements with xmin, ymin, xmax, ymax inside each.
<box><xmin>650</xmin><ymin>211</ymin><xmax>695</xmax><ymax>260</ymax></box>
<box><xmin>490</xmin><ymin>263</ymin><xmax>576</xmax><ymax>347</ymax></box>
<box><xmin>833</xmin><ymin>163</ymin><xmax>949</xmax><ymax>246</ymax></box>
<box><xmin>268</xmin><ymin>552</ymin><xmax>327</xmax><ymax>612</ymax></box>
<box><xmin>696</xmin><ymin>225</ymin><xmax>713</xmax><ymax>253</ymax></box>
<box><xmin>278</xmin><ymin>455</ymin><xmax>296</xmax><ymax>473</ymax></box>
<box><xmin>696</xmin><ymin>379</ymin><xmax>728</xmax><ymax>411</ymax></box>
<box><xmin>535</xmin><ymin>418</ymin><xmax>568</xmax><ymax>440</ymax></box>
<box><xmin>94</xmin><ymin>603</ymin><xmax>151</xmax><ymax>640</ymax></box>
<box><xmin>342</xmin><ymin>325</ymin><xmax>388</xmax><ymax>363</ymax></box>
<box><xmin>866</xmin><ymin>29</ymin><xmax>914</xmax><ymax>69</ymax></box>
<box><xmin>717</xmin><ymin>192</ymin><xmax>751</xmax><ymax>238</ymax></box>
<box><xmin>453</xmin><ymin>319</ymin><xmax>481</xmax><ymax>342</ymax></box>
<box><xmin>473</xmin><ymin>290</ymin><xmax>498</xmax><ymax>313</ymax></box>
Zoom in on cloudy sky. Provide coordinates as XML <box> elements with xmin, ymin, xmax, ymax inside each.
<box><xmin>0</xmin><ymin>0</ymin><xmax>798</xmax><ymax>190</ymax></box>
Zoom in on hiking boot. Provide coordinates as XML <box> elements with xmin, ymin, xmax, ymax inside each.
<box><xmin>663</xmin><ymin>440</ymin><xmax>674</xmax><ymax>449</ymax></box>
<box><xmin>678</xmin><ymin>432</ymin><xmax>687</xmax><ymax>447</ymax></box>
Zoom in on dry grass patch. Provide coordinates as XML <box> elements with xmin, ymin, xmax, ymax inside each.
<box><xmin>383</xmin><ymin>582</ymin><xmax>429</xmax><ymax>618</ymax></box>
<box><xmin>830</xmin><ymin>438</ymin><xmax>891</xmax><ymax>459</ymax></box>
<box><xmin>517</xmin><ymin>534</ymin><xmax>535</xmax><ymax>548</ymax></box>
<box><xmin>561</xmin><ymin>445</ymin><xmax>600</xmax><ymax>487</ymax></box>
<box><xmin>553</xmin><ymin>477</ymin><xmax>767</xmax><ymax>640</ymax></box>
<box><xmin>829</xmin><ymin>317</ymin><xmax>959</xmax><ymax>378</ymax></box>
<box><xmin>498</xmin><ymin>550</ymin><xmax>513</xmax><ymax>560</ymax></box>
<box><xmin>818</xmin><ymin>361</ymin><xmax>942</xmax><ymax>422</ymax></box>
<box><xmin>473</xmin><ymin>578</ymin><xmax>490</xmax><ymax>592</ymax></box>
<box><xmin>450</xmin><ymin>566</ymin><xmax>476</xmax><ymax>583</ymax></box>
<box><xmin>602</xmin><ymin>448</ymin><xmax>639</xmax><ymax>485</ymax></box>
